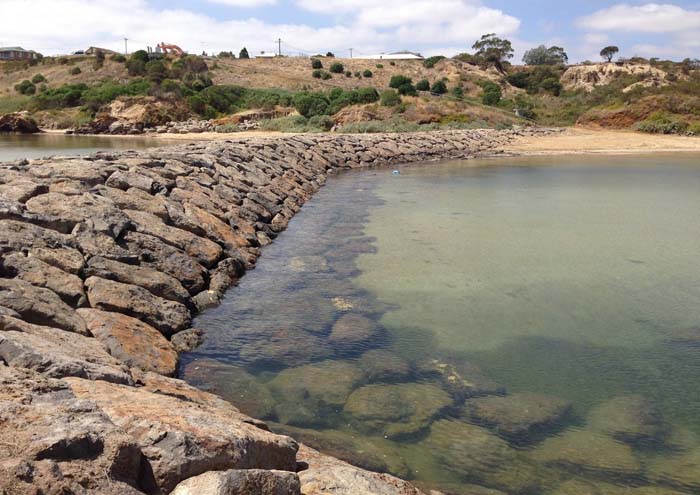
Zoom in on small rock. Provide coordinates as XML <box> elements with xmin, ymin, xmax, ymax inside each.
<box><xmin>170</xmin><ymin>469</ymin><xmax>301</xmax><ymax>495</ymax></box>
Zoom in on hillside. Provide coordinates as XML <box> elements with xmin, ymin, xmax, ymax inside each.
<box><xmin>1</xmin><ymin>52</ymin><xmax>699</xmax><ymax>136</ymax></box>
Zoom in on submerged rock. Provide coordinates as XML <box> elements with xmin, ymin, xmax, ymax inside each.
<box><xmin>422</xmin><ymin>419</ymin><xmax>542</xmax><ymax>494</ymax></box>
<box><xmin>551</xmin><ymin>479</ymin><xmax>689</xmax><ymax>495</ymax></box>
<box><xmin>184</xmin><ymin>359</ymin><xmax>277</xmax><ymax>420</ymax></box>
<box><xmin>587</xmin><ymin>395</ymin><xmax>668</xmax><ymax>446</ymax></box>
<box><xmin>417</xmin><ymin>359</ymin><xmax>504</xmax><ymax>399</ymax></box>
<box><xmin>463</xmin><ymin>392</ymin><xmax>572</xmax><ymax>442</ymax></box>
<box><xmin>531</xmin><ymin>430</ymin><xmax>643</xmax><ymax>480</ymax></box>
<box><xmin>648</xmin><ymin>448</ymin><xmax>700</xmax><ymax>492</ymax></box>
<box><xmin>269</xmin><ymin>360</ymin><xmax>365</xmax><ymax>426</ymax></box>
<box><xmin>329</xmin><ymin>313</ymin><xmax>383</xmax><ymax>355</ymax></box>
<box><xmin>237</xmin><ymin>327</ymin><xmax>334</xmax><ymax>370</ymax></box>
<box><xmin>170</xmin><ymin>469</ymin><xmax>301</xmax><ymax>495</ymax></box>
<box><xmin>357</xmin><ymin>349</ymin><xmax>412</xmax><ymax>383</ymax></box>
<box><xmin>344</xmin><ymin>382</ymin><xmax>452</xmax><ymax>439</ymax></box>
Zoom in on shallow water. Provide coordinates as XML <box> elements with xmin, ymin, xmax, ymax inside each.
<box><xmin>182</xmin><ymin>154</ymin><xmax>700</xmax><ymax>494</ymax></box>
<box><xmin>0</xmin><ymin>133</ymin><xmax>171</xmax><ymax>161</ymax></box>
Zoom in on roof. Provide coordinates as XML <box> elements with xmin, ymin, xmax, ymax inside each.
<box><xmin>0</xmin><ymin>47</ymin><xmax>33</xmax><ymax>52</ymax></box>
<box><xmin>356</xmin><ymin>52</ymin><xmax>424</xmax><ymax>60</ymax></box>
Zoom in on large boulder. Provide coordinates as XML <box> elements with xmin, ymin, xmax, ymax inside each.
<box><xmin>0</xmin><ymin>112</ymin><xmax>40</xmax><ymax>133</ymax></box>
<box><xmin>587</xmin><ymin>395</ymin><xmax>668</xmax><ymax>446</ymax></box>
<box><xmin>0</xmin><ymin>366</ymin><xmax>142</xmax><ymax>495</ymax></box>
<box><xmin>0</xmin><ymin>278</ymin><xmax>87</xmax><ymax>335</ymax></box>
<box><xmin>297</xmin><ymin>444</ymin><xmax>426</xmax><ymax>495</ymax></box>
<box><xmin>648</xmin><ymin>448</ymin><xmax>700</xmax><ymax>492</ymax></box>
<box><xmin>85</xmin><ymin>256</ymin><xmax>193</xmax><ymax>307</ymax></box>
<box><xmin>357</xmin><ymin>349</ymin><xmax>411</xmax><ymax>383</ymax></box>
<box><xmin>462</xmin><ymin>392</ymin><xmax>572</xmax><ymax>442</ymax></box>
<box><xmin>344</xmin><ymin>383</ymin><xmax>452</xmax><ymax>439</ymax></box>
<box><xmin>66</xmin><ymin>377</ymin><xmax>299</xmax><ymax>495</ymax></box>
<box><xmin>77</xmin><ymin>308</ymin><xmax>178</xmax><ymax>377</ymax></box>
<box><xmin>0</xmin><ymin>315</ymin><xmax>132</xmax><ymax>384</ymax></box>
<box><xmin>0</xmin><ymin>252</ymin><xmax>86</xmax><ymax>307</ymax></box>
<box><xmin>328</xmin><ymin>314</ymin><xmax>383</xmax><ymax>355</ymax></box>
<box><xmin>170</xmin><ymin>469</ymin><xmax>301</xmax><ymax>495</ymax></box>
<box><xmin>84</xmin><ymin>276</ymin><xmax>191</xmax><ymax>336</ymax></box>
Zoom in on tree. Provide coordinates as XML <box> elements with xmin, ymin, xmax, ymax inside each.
<box><xmin>239</xmin><ymin>47</ymin><xmax>250</xmax><ymax>59</ymax></box>
<box><xmin>600</xmin><ymin>46</ymin><xmax>619</xmax><ymax>63</ymax></box>
<box><xmin>481</xmin><ymin>81</ymin><xmax>502</xmax><ymax>105</ymax></box>
<box><xmin>522</xmin><ymin>45</ymin><xmax>568</xmax><ymax>65</ymax></box>
<box><xmin>416</xmin><ymin>79</ymin><xmax>430</xmax><ymax>91</ymax></box>
<box><xmin>472</xmin><ymin>33</ymin><xmax>513</xmax><ymax>73</ymax></box>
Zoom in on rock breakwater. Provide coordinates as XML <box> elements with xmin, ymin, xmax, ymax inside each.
<box><xmin>0</xmin><ymin>129</ymin><xmax>551</xmax><ymax>495</ymax></box>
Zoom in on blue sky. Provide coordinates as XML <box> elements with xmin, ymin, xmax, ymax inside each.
<box><xmin>3</xmin><ymin>0</ymin><xmax>700</xmax><ymax>61</ymax></box>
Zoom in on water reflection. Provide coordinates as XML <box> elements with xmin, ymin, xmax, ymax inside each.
<box><xmin>182</xmin><ymin>155</ymin><xmax>700</xmax><ymax>494</ymax></box>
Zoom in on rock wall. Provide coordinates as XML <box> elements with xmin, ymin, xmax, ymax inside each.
<box><xmin>0</xmin><ymin>128</ymin><xmax>550</xmax><ymax>495</ymax></box>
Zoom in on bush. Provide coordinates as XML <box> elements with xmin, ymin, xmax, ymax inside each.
<box><xmin>363</xmin><ymin>69</ymin><xmax>373</xmax><ymax>78</ymax></box>
<box><xmin>481</xmin><ymin>81</ymin><xmax>502</xmax><ymax>105</ymax></box>
<box><xmin>30</xmin><ymin>83</ymin><xmax>88</xmax><ymax>109</ymax></box>
<box><xmin>311</xmin><ymin>59</ymin><xmax>323</xmax><ymax>69</ymax></box>
<box><xmin>634</xmin><ymin>112</ymin><xmax>689</xmax><ymax>134</ymax></box>
<box><xmin>416</xmin><ymin>79</ymin><xmax>430</xmax><ymax>91</ymax></box>
<box><xmin>93</xmin><ymin>50</ymin><xmax>105</xmax><ymax>70</ymax></box>
<box><xmin>389</xmin><ymin>75</ymin><xmax>412</xmax><ymax>89</ymax></box>
<box><xmin>146</xmin><ymin>60</ymin><xmax>168</xmax><ymax>83</ymax></box>
<box><xmin>81</xmin><ymin>79</ymin><xmax>150</xmax><ymax>112</ymax></box>
<box><xmin>14</xmin><ymin>80</ymin><xmax>36</xmax><ymax>95</ymax></box>
<box><xmin>423</xmin><ymin>55</ymin><xmax>445</xmax><ymax>69</ymax></box>
<box><xmin>126</xmin><ymin>59</ymin><xmax>145</xmax><ymax>76</ymax></box>
<box><xmin>354</xmin><ymin>71</ymin><xmax>361</xmax><ymax>78</ymax></box>
<box><xmin>308</xmin><ymin>115</ymin><xmax>334</xmax><ymax>131</ymax></box>
<box><xmin>345</xmin><ymin>71</ymin><xmax>352</xmax><ymax>78</ymax></box>
<box><xmin>380</xmin><ymin>90</ymin><xmax>401</xmax><ymax>107</ymax></box>
<box><xmin>293</xmin><ymin>92</ymin><xmax>330</xmax><ymax>117</ymax></box>
<box><xmin>188</xmin><ymin>94</ymin><xmax>208</xmax><ymax>114</ymax></box>
<box><xmin>431</xmin><ymin>80</ymin><xmax>448</xmax><ymax>94</ymax></box>
<box><xmin>312</xmin><ymin>69</ymin><xmax>323</xmax><ymax>79</ymax></box>
<box><xmin>329</xmin><ymin>62</ymin><xmax>344</xmax><ymax>74</ymax></box>
<box><xmin>130</xmin><ymin>50</ymin><xmax>149</xmax><ymax>63</ymax></box>
<box><xmin>31</xmin><ymin>74</ymin><xmax>46</xmax><ymax>84</ymax></box>
<box><xmin>69</xmin><ymin>66</ymin><xmax>81</xmax><ymax>75</ymax></box>
<box><xmin>687</xmin><ymin>122</ymin><xmax>700</xmax><ymax>135</ymax></box>
<box><xmin>376</xmin><ymin>64</ymin><xmax>384</xmax><ymax>69</ymax></box>
<box><xmin>321</xmin><ymin>72</ymin><xmax>332</xmax><ymax>80</ymax></box>
<box><xmin>451</xmin><ymin>86</ymin><xmax>464</xmax><ymax>99</ymax></box>
<box><xmin>239</xmin><ymin>47</ymin><xmax>250</xmax><ymax>59</ymax></box>
<box><xmin>390</xmin><ymin>61</ymin><xmax>396</xmax><ymax>66</ymax></box>
<box><xmin>111</xmin><ymin>54</ymin><xmax>126</xmax><ymax>63</ymax></box>
<box><xmin>506</xmin><ymin>66</ymin><xmax>563</xmax><ymax>96</ymax></box>
<box><xmin>356</xmin><ymin>87</ymin><xmax>379</xmax><ymax>104</ymax></box>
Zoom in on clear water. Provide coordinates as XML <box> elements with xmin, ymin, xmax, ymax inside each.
<box><xmin>0</xmin><ymin>134</ymin><xmax>172</xmax><ymax>161</ymax></box>
<box><xmin>182</xmin><ymin>154</ymin><xmax>700</xmax><ymax>495</ymax></box>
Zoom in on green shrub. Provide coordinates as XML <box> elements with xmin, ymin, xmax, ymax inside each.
<box><xmin>380</xmin><ymin>90</ymin><xmax>401</xmax><ymax>107</ymax></box>
<box><xmin>30</xmin><ymin>83</ymin><xmax>87</xmax><ymax>109</ymax></box>
<box><xmin>416</xmin><ymin>79</ymin><xmax>430</xmax><ymax>91</ymax></box>
<box><xmin>14</xmin><ymin>80</ymin><xmax>36</xmax><ymax>95</ymax></box>
<box><xmin>321</xmin><ymin>72</ymin><xmax>332</xmax><ymax>80</ymax></box>
<box><xmin>308</xmin><ymin>115</ymin><xmax>334</xmax><ymax>131</ymax></box>
<box><xmin>31</xmin><ymin>74</ymin><xmax>46</xmax><ymax>84</ymax></box>
<box><xmin>354</xmin><ymin>71</ymin><xmax>361</xmax><ymax>78</ymax></box>
<box><xmin>111</xmin><ymin>54</ymin><xmax>126</xmax><ymax>63</ymax></box>
<box><xmin>423</xmin><ymin>55</ymin><xmax>445</xmax><ymax>69</ymax></box>
<box><xmin>634</xmin><ymin>112</ymin><xmax>688</xmax><ymax>134</ymax></box>
<box><xmin>239</xmin><ymin>47</ymin><xmax>250</xmax><ymax>59</ymax></box>
<box><xmin>145</xmin><ymin>60</ymin><xmax>168</xmax><ymax>83</ymax></box>
<box><xmin>390</xmin><ymin>61</ymin><xmax>396</xmax><ymax>66</ymax></box>
<box><xmin>687</xmin><ymin>122</ymin><xmax>700</xmax><ymax>135</ymax></box>
<box><xmin>363</xmin><ymin>69</ymin><xmax>373</xmax><ymax>78</ymax></box>
<box><xmin>481</xmin><ymin>81</ymin><xmax>502</xmax><ymax>105</ymax></box>
<box><xmin>431</xmin><ymin>80</ymin><xmax>448</xmax><ymax>94</ymax></box>
<box><xmin>188</xmin><ymin>94</ymin><xmax>208</xmax><ymax>114</ymax></box>
<box><xmin>81</xmin><ymin>79</ymin><xmax>150</xmax><ymax>112</ymax></box>
<box><xmin>329</xmin><ymin>62</ymin><xmax>344</xmax><ymax>74</ymax></box>
<box><xmin>376</xmin><ymin>64</ymin><xmax>384</xmax><ymax>69</ymax></box>
<box><xmin>312</xmin><ymin>69</ymin><xmax>323</xmax><ymax>79</ymax></box>
<box><xmin>345</xmin><ymin>71</ymin><xmax>352</xmax><ymax>78</ymax></box>
<box><xmin>506</xmin><ymin>66</ymin><xmax>562</xmax><ymax>96</ymax></box>
<box><xmin>126</xmin><ymin>59</ymin><xmax>145</xmax><ymax>76</ymax></box>
<box><xmin>58</xmin><ymin>57</ymin><xmax>69</xmax><ymax>65</ymax></box>
<box><xmin>293</xmin><ymin>92</ymin><xmax>330</xmax><ymax>117</ymax></box>
<box><xmin>130</xmin><ymin>50</ymin><xmax>149</xmax><ymax>63</ymax></box>
<box><xmin>69</xmin><ymin>66</ymin><xmax>81</xmax><ymax>75</ymax></box>
<box><xmin>389</xmin><ymin>75</ymin><xmax>412</xmax><ymax>89</ymax></box>
<box><xmin>451</xmin><ymin>86</ymin><xmax>464</xmax><ymax>99</ymax></box>
<box><xmin>356</xmin><ymin>87</ymin><xmax>379</xmax><ymax>104</ymax></box>
<box><xmin>311</xmin><ymin>59</ymin><xmax>323</xmax><ymax>69</ymax></box>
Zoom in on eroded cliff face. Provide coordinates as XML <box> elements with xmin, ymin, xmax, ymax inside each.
<box><xmin>561</xmin><ymin>63</ymin><xmax>671</xmax><ymax>93</ymax></box>
<box><xmin>0</xmin><ymin>129</ymin><xmax>550</xmax><ymax>495</ymax></box>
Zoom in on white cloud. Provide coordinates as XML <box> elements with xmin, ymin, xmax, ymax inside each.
<box><xmin>0</xmin><ymin>0</ymin><xmax>520</xmax><ymax>58</ymax></box>
<box><xmin>576</xmin><ymin>3</ymin><xmax>700</xmax><ymax>33</ymax></box>
<box><xmin>206</xmin><ymin>0</ymin><xmax>277</xmax><ymax>6</ymax></box>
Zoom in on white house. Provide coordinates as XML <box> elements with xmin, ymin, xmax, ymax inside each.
<box><xmin>356</xmin><ymin>51</ymin><xmax>424</xmax><ymax>60</ymax></box>
<box><xmin>255</xmin><ymin>51</ymin><xmax>277</xmax><ymax>58</ymax></box>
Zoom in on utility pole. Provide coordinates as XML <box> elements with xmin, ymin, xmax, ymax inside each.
<box><xmin>123</xmin><ymin>38</ymin><xmax>128</xmax><ymax>55</ymax></box>
<box><xmin>277</xmin><ymin>38</ymin><xmax>282</xmax><ymax>57</ymax></box>
<box><xmin>349</xmin><ymin>48</ymin><xmax>353</xmax><ymax>58</ymax></box>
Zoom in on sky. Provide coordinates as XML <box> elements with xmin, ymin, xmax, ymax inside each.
<box><xmin>1</xmin><ymin>0</ymin><xmax>699</xmax><ymax>62</ymax></box>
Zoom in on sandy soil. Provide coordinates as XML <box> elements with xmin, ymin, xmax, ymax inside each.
<box><xmin>506</xmin><ymin>127</ymin><xmax>700</xmax><ymax>155</ymax></box>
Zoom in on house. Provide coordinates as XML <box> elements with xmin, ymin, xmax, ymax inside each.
<box><xmin>85</xmin><ymin>47</ymin><xmax>118</xmax><ymax>56</ymax></box>
<box><xmin>0</xmin><ymin>47</ymin><xmax>38</xmax><ymax>61</ymax></box>
<box><xmin>356</xmin><ymin>51</ymin><xmax>424</xmax><ymax>60</ymax></box>
<box><xmin>256</xmin><ymin>51</ymin><xmax>277</xmax><ymax>58</ymax></box>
